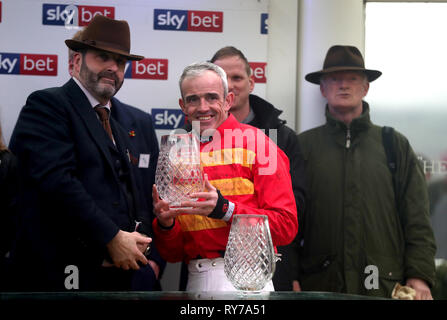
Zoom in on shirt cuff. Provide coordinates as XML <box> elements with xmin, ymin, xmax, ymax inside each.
<box><xmin>222</xmin><ymin>201</ymin><xmax>235</xmax><ymax>221</ymax></box>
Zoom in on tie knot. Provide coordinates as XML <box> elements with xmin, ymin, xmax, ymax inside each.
<box><xmin>94</xmin><ymin>106</ymin><xmax>109</xmax><ymax>121</ymax></box>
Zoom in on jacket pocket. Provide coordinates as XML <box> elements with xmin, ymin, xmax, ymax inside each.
<box><xmin>299</xmin><ymin>254</ymin><xmax>341</xmax><ymax>292</ymax></box>
<box><xmin>366</xmin><ymin>254</ymin><xmax>404</xmax><ymax>297</ymax></box>
<box><xmin>366</xmin><ymin>254</ymin><xmax>403</xmax><ymax>280</ymax></box>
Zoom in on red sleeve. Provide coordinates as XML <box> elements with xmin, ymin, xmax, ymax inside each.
<box><xmin>231</xmin><ymin>138</ymin><xmax>298</xmax><ymax>246</ymax></box>
<box><xmin>152</xmin><ymin>218</ymin><xmax>185</xmax><ymax>263</ymax></box>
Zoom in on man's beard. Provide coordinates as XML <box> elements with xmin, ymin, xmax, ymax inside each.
<box><xmin>79</xmin><ymin>57</ymin><xmax>123</xmax><ymax>101</ymax></box>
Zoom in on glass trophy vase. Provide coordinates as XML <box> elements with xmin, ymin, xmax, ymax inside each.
<box><xmin>224</xmin><ymin>214</ymin><xmax>276</xmax><ymax>293</ymax></box>
<box><xmin>155</xmin><ymin>133</ymin><xmax>204</xmax><ymax>208</ymax></box>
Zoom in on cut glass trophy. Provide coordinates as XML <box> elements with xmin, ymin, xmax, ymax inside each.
<box><xmin>224</xmin><ymin>214</ymin><xmax>276</xmax><ymax>293</ymax></box>
<box><xmin>155</xmin><ymin>133</ymin><xmax>204</xmax><ymax>208</ymax></box>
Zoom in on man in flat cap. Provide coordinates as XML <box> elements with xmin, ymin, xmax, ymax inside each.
<box><xmin>9</xmin><ymin>15</ymin><xmax>155</xmax><ymax>291</ymax></box>
<box><xmin>291</xmin><ymin>45</ymin><xmax>436</xmax><ymax>299</ymax></box>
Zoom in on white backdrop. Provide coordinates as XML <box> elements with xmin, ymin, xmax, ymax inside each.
<box><xmin>0</xmin><ymin>0</ymin><xmax>270</xmax><ymax>144</ymax></box>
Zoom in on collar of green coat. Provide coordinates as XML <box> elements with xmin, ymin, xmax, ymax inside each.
<box><xmin>325</xmin><ymin>101</ymin><xmax>373</xmax><ymax>134</ymax></box>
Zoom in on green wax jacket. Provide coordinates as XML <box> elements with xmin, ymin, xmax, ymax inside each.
<box><xmin>295</xmin><ymin>102</ymin><xmax>436</xmax><ymax>298</ymax></box>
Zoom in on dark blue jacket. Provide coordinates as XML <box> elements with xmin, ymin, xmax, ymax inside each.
<box><xmin>9</xmin><ymin>79</ymin><xmax>156</xmax><ymax>291</ymax></box>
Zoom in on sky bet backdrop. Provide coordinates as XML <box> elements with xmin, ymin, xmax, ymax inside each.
<box><xmin>0</xmin><ymin>0</ymin><xmax>269</xmax><ymax>143</ymax></box>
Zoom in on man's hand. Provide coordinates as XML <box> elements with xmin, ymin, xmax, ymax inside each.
<box><xmin>152</xmin><ymin>175</ymin><xmax>219</xmax><ymax>225</ymax></box>
<box><xmin>406</xmin><ymin>278</ymin><xmax>433</xmax><ymax>300</ymax></box>
<box><xmin>134</xmin><ymin>232</ymin><xmax>160</xmax><ymax>279</ymax></box>
<box><xmin>152</xmin><ymin>184</ymin><xmax>180</xmax><ymax>228</ymax></box>
<box><xmin>178</xmin><ymin>174</ymin><xmax>218</xmax><ymax>216</ymax></box>
<box><xmin>106</xmin><ymin>230</ymin><xmax>151</xmax><ymax>270</ymax></box>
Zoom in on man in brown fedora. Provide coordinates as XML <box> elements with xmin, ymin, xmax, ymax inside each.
<box><xmin>9</xmin><ymin>15</ymin><xmax>156</xmax><ymax>291</ymax></box>
<box><xmin>291</xmin><ymin>45</ymin><xmax>436</xmax><ymax>299</ymax></box>
<box><xmin>66</xmin><ymin>29</ymin><xmax>165</xmax><ymax>291</ymax></box>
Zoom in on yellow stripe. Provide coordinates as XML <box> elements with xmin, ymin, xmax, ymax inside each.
<box><xmin>211</xmin><ymin>177</ymin><xmax>254</xmax><ymax>196</ymax></box>
<box><xmin>201</xmin><ymin>148</ymin><xmax>256</xmax><ymax>168</ymax></box>
<box><xmin>177</xmin><ymin>214</ymin><xmax>227</xmax><ymax>232</ymax></box>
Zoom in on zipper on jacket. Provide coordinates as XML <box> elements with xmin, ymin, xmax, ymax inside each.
<box><xmin>345</xmin><ymin>127</ymin><xmax>351</xmax><ymax>149</ymax></box>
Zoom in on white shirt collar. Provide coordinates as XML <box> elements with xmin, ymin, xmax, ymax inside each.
<box><xmin>72</xmin><ymin>77</ymin><xmax>111</xmax><ymax>110</ymax></box>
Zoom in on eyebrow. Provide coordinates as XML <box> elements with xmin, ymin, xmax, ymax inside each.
<box><xmin>185</xmin><ymin>92</ymin><xmax>221</xmax><ymax>101</ymax></box>
<box><xmin>93</xmin><ymin>50</ymin><xmax>127</xmax><ymax>63</ymax></box>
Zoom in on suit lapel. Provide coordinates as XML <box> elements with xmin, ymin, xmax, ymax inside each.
<box><xmin>111</xmin><ymin>98</ymin><xmax>141</xmax><ymax>165</ymax></box>
<box><xmin>110</xmin><ymin>118</ymin><xmax>129</xmax><ymax>161</ymax></box>
<box><xmin>63</xmin><ymin>79</ymin><xmax>118</xmax><ymax>181</ymax></box>
<box><xmin>111</xmin><ymin>98</ymin><xmax>136</xmax><ymax>134</ymax></box>
<box><xmin>110</xmin><ymin>118</ymin><xmax>142</xmax><ymax>222</ymax></box>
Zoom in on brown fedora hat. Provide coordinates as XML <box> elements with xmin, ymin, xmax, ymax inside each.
<box><xmin>65</xmin><ymin>15</ymin><xmax>144</xmax><ymax>61</ymax></box>
<box><xmin>305</xmin><ymin>45</ymin><xmax>381</xmax><ymax>84</ymax></box>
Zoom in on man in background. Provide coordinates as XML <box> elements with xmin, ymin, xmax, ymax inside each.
<box><xmin>0</xmin><ymin>121</ymin><xmax>18</xmax><ymax>290</ymax></box>
<box><xmin>293</xmin><ymin>45</ymin><xmax>436</xmax><ymax>299</ymax></box>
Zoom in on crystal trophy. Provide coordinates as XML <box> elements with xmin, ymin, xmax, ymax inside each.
<box><xmin>224</xmin><ymin>214</ymin><xmax>276</xmax><ymax>293</ymax></box>
<box><xmin>155</xmin><ymin>133</ymin><xmax>204</xmax><ymax>207</ymax></box>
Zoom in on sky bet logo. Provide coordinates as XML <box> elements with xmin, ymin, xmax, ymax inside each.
<box><xmin>249</xmin><ymin>62</ymin><xmax>267</xmax><ymax>83</ymax></box>
<box><xmin>42</xmin><ymin>3</ymin><xmax>114</xmax><ymax>27</ymax></box>
<box><xmin>261</xmin><ymin>13</ymin><xmax>268</xmax><ymax>34</ymax></box>
<box><xmin>152</xmin><ymin>109</ymin><xmax>185</xmax><ymax>130</ymax></box>
<box><xmin>154</xmin><ymin>9</ymin><xmax>223</xmax><ymax>32</ymax></box>
<box><xmin>124</xmin><ymin>59</ymin><xmax>168</xmax><ymax>80</ymax></box>
<box><xmin>0</xmin><ymin>52</ymin><xmax>58</xmax><ymax>76</ymax></box>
